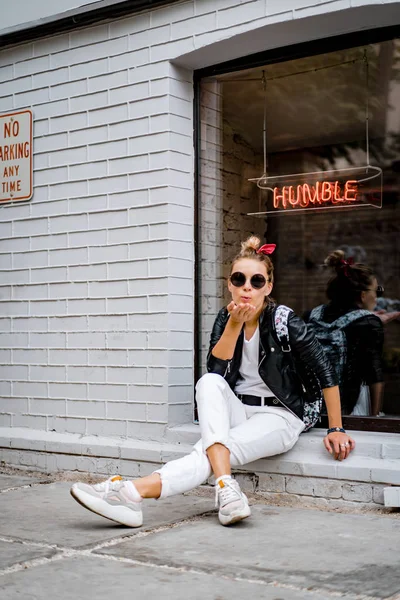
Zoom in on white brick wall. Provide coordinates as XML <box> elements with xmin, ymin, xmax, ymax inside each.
<box><xmin>0</xmin><ymin>0</ymin><xmax>397</xmax><ymax>445</ymax></box>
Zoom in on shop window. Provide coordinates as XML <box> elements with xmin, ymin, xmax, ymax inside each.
<box><xmin>197</xmin><ymin>39</ymin><xmax>400</xmax><ymax>431</ymax></box>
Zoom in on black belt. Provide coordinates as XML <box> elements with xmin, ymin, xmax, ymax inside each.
<box><xmin>236</xmin><ymin>394</ymin><xmax>281</xmax><ymax>407</ymax></box>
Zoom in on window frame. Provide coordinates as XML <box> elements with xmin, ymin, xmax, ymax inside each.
<box><xmin>193</xmin><ymin>24</ymin><xmax>400</xmax><ymax>434</ymax></box>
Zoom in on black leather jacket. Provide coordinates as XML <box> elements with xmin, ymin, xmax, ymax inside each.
<box><xmin>207</xmin><ymin>303</ymin><xmax>338</xmax><ymax>420</ymax></box>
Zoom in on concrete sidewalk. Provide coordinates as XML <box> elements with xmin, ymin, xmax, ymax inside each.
<box><xmin>0</xmin><ymin>470</ymin><xmax>399</xmax><ymax>600</ymax></box>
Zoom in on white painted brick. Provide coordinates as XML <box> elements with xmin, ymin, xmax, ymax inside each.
<box><xmin>0</xmin><ymin>75</ymin><xmax>32</xmax><ymax>96</ymax></box>
<box><xmin>12</xmin><ymin>414</ymin><xmax>47</xmax><ymax>430</ymax></box>
<box><xmin>1</xmin><ymin>270</ymin><xmax>30</xmax><ymax>285</ymax></box>
<box><xmin>51</xmin><ymin>38</ymin><xmax>128</xmax><ymax>69</ymax></box>
<box><xmin>89</xmin><ymin>349</ymin><xmax>127</xmax><ymax>366</ymax></box>
<box><xmin>129</xmin><ymin>96</ymin><xmax>169</xmax><ymax>119</ymax></box>
<box><xmin>88</xmin><ymin>140</ymin><xmax>127</xmax><ymax>161</ymax></box>
<box><xmin>68</xmin><ymin>298</ymin><xmax>106</xmax><ymax>315</ymax></box>
<box><xmin>0</xmin><ymin>317</ymin><xmax>11</xmax><ymax>332</ymax></box>
<box><xmin>108</xmin><ymin>259</ymin><xmax>148</xmax><ymax>279</ymax></box>
<box><xmin>49</xmin><ymin>316</ymin><xmax>87</xmax><ymax>331</ymax></box>
<box><xmin>12</xmin><ymin>315</ymin><xmax>43</xmax><ymax>330</ymax></box>
<box><xmin>33</xmin><ymin>34</ymin><xmax>70</xmax><ymax>57</ymax></box>
<box><xmin>109</xmin><ymin>13</ymin><xmax>150</xmax><ymax>37</ymax></box>
<box><xmin>107</xmin><ymin>331</ymin><xmax>147</xmax><ymax>349</ymax></box>
<box><xmin>0</xmin><ymin>333</ymin><xmax>28</xmax><ymax>348</ymax></box>
<box><xmin>34</xmin><ymin>119</ymin><xmax>50</xmax><ymax>136</ymax></box>
<box><xmin>0</xmin><ymin>349</ymin><xmax>11</xmax><ymax>362</ymax></box>
<box><xmin>30</xmin><ymin>300</ymin><xmax>67</xmax><ymax>316</ymax></box>
<box><xmin>33</xmin><ymin>67</ymin><xmax>68</xmax><ymax>88</ymax></box>
<box><xmin>13</xmin><ymin>218</ymin><xmax>48</xmax><ymax>237</ymax></box>
<box><xmin>150</xmin><ymin>37</ymin><xmax>195</xmax><ymax>63</ymax></box>
<box><xmin>10</xmin><ymin>277</ymin><xmax>45</xmax><ymax>299</ymax></box>
<box><xmin>68</xmin><ymin>264</ymin><xmax>107</xmax><ymax>281</ymax></box>
<box><xmin>86</xmin><ymin>418</ymin><xmax>127</xmax><ymax>437</ymax></box>
<box><xmin>31</xmin><ymin>266</ymin><xmax>67</xmax><ymax>283</ymax></box>
<box><xmin>110</xmin><ymin>81</ymin><xmax>149</xmax><ymax>106</ymax></box>
<box><xmin>89</xmin><ymin>71</ymin><xmax>128</xmax><ymax>93</ymax></box>
<box><xmin>109</xmin><ymin>117</ymin><xmax>149</xmax><ymax>141</ymax></box>
<box><xmin>88</xmin><ymin>245</ymin><xmax>128</xmax><ymax>264</ymax></box>
<box><xmin>50</xmin><ymin>112</ymin><xmax>87</xmax><ymax>133</ymax></box>
<box><xmin>109</xmin><ymin>48</ymin><xmax>149</xmax><ymax>72</ymax></box>
<box><xmin>67</xmin><ymin>399</ymin><xmax>106</xmax><ymax>418</ymax></box>
<box><xmin>89</xmin><ymin>280</ymin><xmax>128</xmax><ymax>299</ymax></box>
<box><xmin>49</xmin><ymin>146</ymin><xmax>87</xmax><ymax>167</ymax></box>
<box><xmin>49</xmin><ymin>180</ymin><xmax>88</xmax><ymax>200</ymax></box>
<box><xmin>0</xmin><ymin>254</ymin><xmax>12</xmax><ymax>269</ymax></box>
<box><xmin>34</xmin><ymin>100</ymin><xmax>69</xmax><ymax>120</ymax></box>
<box><xmin>70</xmin><ymin>126</ymin><xmax>108</xmax><ymax>147</ymax></box>
<box><xmin>172</xmin><ymin>12</ymin><xmax>216</xmax><ymax>39</ymax></box>
<box><xmin>109</xmin><ymin>155</ymin><xmax>149</xmax><ymax>176</ymax></box>
<box><xmin>49</xmin><ymin>382</ymin><xmax>86</xmax><ymax>399</ymax></box>
<box><xmin>30</xmin><ymin>365</ymin><xmax>66</xmax><ymax>381</ymax></box>
<box><xmin>49</xmin><ymin>349</ymin><xmax>87</xmax><ymax>365</ymax></box>
<box><xmin>107</xmin><ymin>366</ymin><xmax>146</xmax><ymax>384</ymax></box>
<box><xmin>12</xmin><ymin>381</ymin><xmax>47</xmax><ymax>397</ymax></box>
<box><xmin>67</xmin><ymin>332</ymin><xmax>106</xmax><ymax>348</ymax></box>
<box><xmin>49</xmin><ymin>282</ymin><xmax>88</xmax><ymax>299</ymax></box>
<box><xmin>0</xmin><ymin>364</ymin><xmax>28</xmax><ymax>379</ymax></box>
<box><xmin>50</xmin><ymin>79</ymin><xmax>87</xmax><ymax>101</ymax></box>
<box><xmin>49</xmin><ymin>247</ymin><xmax>88</xmax><ymax>267</ymax></box>
<box><xmin>151</xmin><ymin>1</ymin><xmax>194</xmax><ymax>26</ymax></box>
<box><xmin>15</xmin><ymin>86</ymin><xmax>50</xmax><ymax>108</ymax></box>
<box><xmin>88</xmin><ymin>105</ymin><xmax>129</xmax><ymax>127</ymax></box>
<box><xmin>70</xmin><ymin>58</ymin><xmax>108</xmax><ymax>81</ymax></box>
<box><xmin>342</xmin><ymin>483</ymin><xmax>373</xmax><ymax>502</ymax></box>
<box><xmin>35</xmin><ymin>133</ymin><xmax>68</xmax><ymax>153</ymax></box>
<box><xmin>128</xmin><ymin>61</ymin><xmax>171</xmax><ymax>84</ymax></box>
<box><xmin>69</xmin><ymin>197</ymin><xmax>108</xmax><ymax>216</ymax></box>
<box><xmin>108</xmin><ymin>225</ymin><xmax>149</xmax><ymax>244</ymax></box>
<box><xmin>88</xmin><ymin>315</ymin><xmax>127</xmax><ymax>332</ymax></box>
<box><xmin>14</xmin><ymin>56</ymin><xmax>49</xmax><ymax>78</ymax></box>
<box><xmin>69</xmin><ymin>24</ymin><xmax>109</xmax><ymax>48</ymax></box>
<box><xmin>50</xmin><ymin>214</ymin><xmax>88</xmax><ymax>234</ymax></box>
<box><xmin>70</xmin><ymin>91</ymin><xmax>108</xmax><ymax>112</ymax></box>
<box><xmin>69</xmin><ymin>230</ymin><xmax>107</xmax><ymax>248</ymax></box>
<box><xmin>30</xmin><ymin>332</ymin><xmax>66</xmax><ymax>348</ymax></box>
<box><xmin>108</xmin><ymin>296</ymin><xmax>147</xmax><ymax>314</ymax></box>
<box><xmin>89</xmin><ymin>175</ymin><xmax>128</xmax><ymax>195</ymax></box>
<box><xmin>30</xmin><ymin>233</ymin><xmax>67</xmax><ymax>251</ymax></box>
<box><xmin>48</xmin><ymin>416</ymin><xmax>86</xmax><ymax>434</ymax></box>
<box><xmin>128</xmin><ymin>132</ymin><xmax>169</xmax><ymax>155</ymax></box>
<box><xmin>31</xmin><ymin>399</ymin><xmax>66</xmax><ymax>416</ymax></box>
<box><xmin>30</xmin><ymin>200</ymin><xmax>69</xmax><ymax>219</ymax></box>
<box><xmin>107</xmin><ymin>402</ymin><xmax>146</xmax><ymax>421</ymax></box>
<box><xmin>88</xmin><ymin>383</ymin><xmax>127</xmax><ymax>401</ymax></box>
<box><xmin>34</xmin><ymin>167</ymin><xmax>69</xmax><ymax>186</ymax></box>
<box><xmin>0</xmin><ymin>414</ymin><xmax>12</xmax><ymax>426</ymax></box>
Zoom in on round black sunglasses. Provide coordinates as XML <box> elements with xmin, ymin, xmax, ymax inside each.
<box><xmin>230</xmin><ymin>272</ymin><xmax>267</xmax><ymax>290</ymax></box>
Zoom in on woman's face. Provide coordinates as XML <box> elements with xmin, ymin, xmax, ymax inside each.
<box><xmin>228</xmin><ymin>258</ymin><xmax>273</xmax><ymax>312</ymax></box>
<box><xmin>360</xmin><ymin>277</ymin><xmax>378</xmax><ymax>312</ymax></box>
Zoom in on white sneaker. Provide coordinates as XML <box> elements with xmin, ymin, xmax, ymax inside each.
<box><xmin>70</xmin><ymin>476</ymin><xmax>143</xmax><ymax>527</ymax></box>
<box><xmin>215</xmin><ymin>476</ymin><xmax>251</xmax><ymax>526</ymax></box>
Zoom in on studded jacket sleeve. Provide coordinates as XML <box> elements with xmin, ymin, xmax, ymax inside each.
<box><xmin>206</xmin><ymin>308</ymin><xmax>231</xmax><ymax>376</ymax></box>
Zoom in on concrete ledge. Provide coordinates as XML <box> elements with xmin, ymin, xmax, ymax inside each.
<box><xmin>0</xmin><ymin>426</ymin><xmax>399</xmax><ymax>507</ymax></box>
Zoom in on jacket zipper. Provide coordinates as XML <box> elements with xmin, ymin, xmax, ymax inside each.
<box><xmin>258</xmin><ymin>340</ymin><xmax>299</xmax><ymax>420</ymax></box>
<box><xmin>223</xmin><ymin>359</ymin><xmax>232</xmax><ymax>378</ymax></box>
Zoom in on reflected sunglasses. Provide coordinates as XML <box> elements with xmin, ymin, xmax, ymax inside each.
<box><xmin>230</xmin><ymin>272</ymin><xmax>267</xmax><ymax>289</ymax></box>
<box><xmin>366</xmin><ymin>285</ymin><xmax>384</xmax><ymax>297</ymax></box>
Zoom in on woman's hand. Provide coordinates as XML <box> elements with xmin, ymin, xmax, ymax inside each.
<box><xmin>323</xmin><ymin>432</ymin><xmax>356</xmax><ymax>461</ymax></box>
<box><xmin>227</xmin><ymin>301</ymin><xmax>256</xmax><ymax>324</ymax></box>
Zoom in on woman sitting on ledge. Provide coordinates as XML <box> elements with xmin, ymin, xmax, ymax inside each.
<box><xmin>71</xmin><ymin>236</ymin><xmax>355</xmax><ymax>528</ymax></box>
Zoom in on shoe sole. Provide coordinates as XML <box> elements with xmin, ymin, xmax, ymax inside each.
<box><xmin>70</xmin><ymin>485</ymin><xmax>143</xmax><ymax>528</ymax></box>
<box><xmin>219</xmin><ymin>504</ymin><xmax>251</xmax><ymax>526</ymax></box>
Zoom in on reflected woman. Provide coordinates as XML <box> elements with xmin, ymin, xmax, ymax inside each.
<box><xmin>307</xmin><ymin>250</ymin><xmax>385</xmax><ymax>416</ymax></box>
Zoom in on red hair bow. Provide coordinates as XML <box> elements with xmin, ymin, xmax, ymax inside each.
<box><xmin>257</xmin><ymin>244</ymin><xmax>276</xmax><ymax>256</ymax></box>
<box><xmin>340</xmin><ymin>257</ymin><xmax>354</xmax><ymax>276</ymax></box>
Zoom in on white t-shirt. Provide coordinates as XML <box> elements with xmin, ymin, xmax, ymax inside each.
<box><xmin>234</xmin><ymin>326</ymin><xmax>275</xmax><ymax>398</ymax></box>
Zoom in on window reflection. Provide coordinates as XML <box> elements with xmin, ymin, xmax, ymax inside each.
<box><xmin>198</xmin><ymin>38</ymin><xmax>400</xmax><ymax>423</ymax></box>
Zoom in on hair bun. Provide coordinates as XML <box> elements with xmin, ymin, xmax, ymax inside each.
<box><xmin>324</xmin><ymin>250</ymin><xmax>346</xmax><ymax>271</ymax></box>
<box><xmin>241</xmin><ymin>236</ymin><xmax>260</xmax><ymax>253</ymax></box>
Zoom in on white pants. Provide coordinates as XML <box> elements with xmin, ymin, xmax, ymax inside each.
<box><xmin>156</xmin><ymin>373</ymin><xmax>305</xmax><ymax>499</ymax></box>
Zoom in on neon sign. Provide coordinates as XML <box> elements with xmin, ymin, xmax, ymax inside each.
<box><xmin>273</xmin><ymin>180</ymin><xmax>358</xmax><ymax>209</ymax></box>
<box><xmin>248</xmin><ymin>166</ymin><xmax>382</xmax><ymax>216</ymax></box>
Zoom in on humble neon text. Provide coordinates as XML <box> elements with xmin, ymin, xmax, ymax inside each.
<box><xmin>273</xmin><ymin>180</ymin><xmax>359</xmax><ymax>209</ymax></box>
